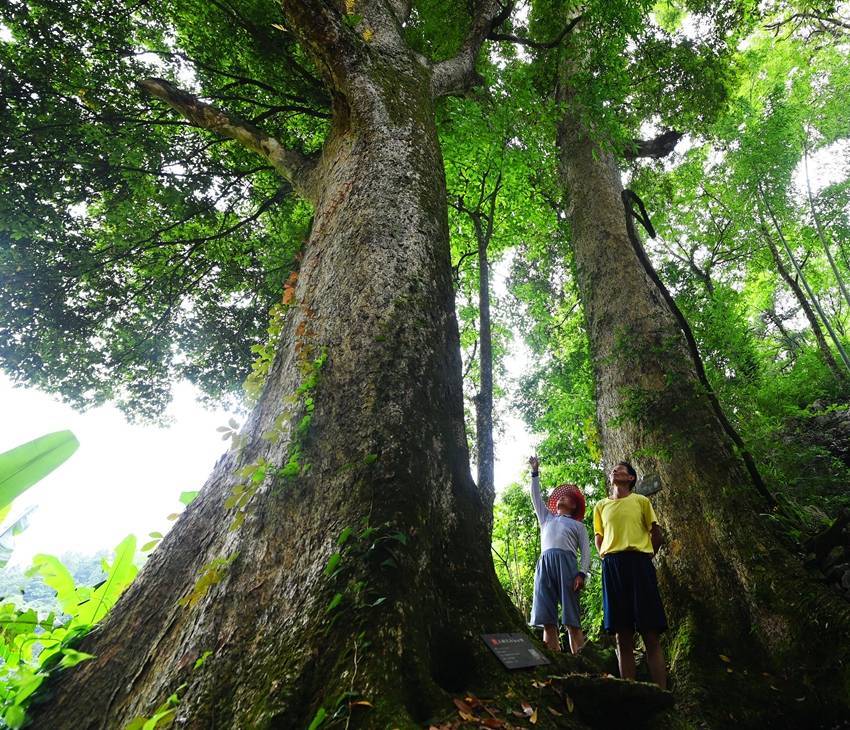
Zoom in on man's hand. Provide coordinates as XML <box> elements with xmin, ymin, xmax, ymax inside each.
<box><xmin>650</xmin><ymin>523</ymin><xmax>664</xmax><ymax>555</ymax></box>
<box><xmin>573</xmin><ymin>574</ymin><xmax>585</xmax><ymax>592</ymax></box>
<box><xmin>528</xmin><ymin>455</ymin><xmax>540</xmax><ymax>473</ymax></box>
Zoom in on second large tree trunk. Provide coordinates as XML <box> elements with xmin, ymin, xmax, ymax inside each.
<box><xmin>557</xmin><ymin>96</ymin><xmax>850</xmax><ymax>727</ymax></box>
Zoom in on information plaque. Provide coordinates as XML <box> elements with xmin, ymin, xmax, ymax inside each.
<box><xmin>481</xmin><ymin>633</ymin><xmax>550</xmax><ymax>669</ymax></box>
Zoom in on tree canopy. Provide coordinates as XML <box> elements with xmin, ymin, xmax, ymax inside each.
<box><xmin>2</xmin><ymin>0</ymin><xmax>850</xmax><ymax>726</ymax></box>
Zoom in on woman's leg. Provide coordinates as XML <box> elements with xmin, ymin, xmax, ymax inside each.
<box><xmin>542</xmin><ymin>624</ymin><xmax>561</xmax><ymax>652</ymax></box>
<box><xmin>566</xmin><ymin>625</ymin><xmax>585</xmax><ymax>654</ymax></box>
<box><xmin>614</xmin><ymin>630</ymin><xmax>636</xmax><ymax>679</ymax></box>
<box><xmin>641</xmin><ymin>630</ymin><xmax>667</xmax><ymax>689</ymax></box>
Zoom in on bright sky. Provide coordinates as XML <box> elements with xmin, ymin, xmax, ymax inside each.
<box><xmin>1</xmin><ymin>256</ymin><xmax>534</xmax><ymax>567</ymax></box>
<box><xmin>0</xmin><ymin>375</ymin><xmax>237</xmax><ymax>565</ymax></box>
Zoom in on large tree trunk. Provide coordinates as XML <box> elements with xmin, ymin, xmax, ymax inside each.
<box><xmin>557</xmin><ymin>94</ymin><xmax>850</xmax><ymax>727</ymax></box>
<box><xmin>31</xmin><ymin>11</ymin><xmax>528</xmax><ymax>730</ymax></box>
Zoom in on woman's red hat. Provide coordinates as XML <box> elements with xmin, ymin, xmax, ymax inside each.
<box><xmin>547</xmin><ymin>484</ymin><xmax>586</xmax><ymax>521</ymax></box>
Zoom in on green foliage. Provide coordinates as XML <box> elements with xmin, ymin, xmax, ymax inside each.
<box><xmin>244</xmin><ymin>285</ymin><xmax>296</xmax><ymax>405</ymax></box>
<box><xmin>0</xmin><ymin>0</ymin><xmax>318</xmax><ymax>419</ymax></box>
<box><xmin>0</xmin><ymin>537</ymin><xmax>138</xmax><ymax>727</ymax></box>
<box><xmin>177</xmin><ymin>554</ymin><xmax>237</xmax><ymax>609</ymax></box>
<box><xmin>627</xmin><ymin>5</ymin><xmax>850</xmax><ymax>514</ymax></box>
<box><xmin>492</xmin><ymin>483</ymin><xmax>539</xmax><ymax>619</ymax></box>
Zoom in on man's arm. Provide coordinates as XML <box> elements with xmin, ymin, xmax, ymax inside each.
<box><xmin>650</xmin><ymin>523</ymin><xmax>663</xmax><ymax>554</ymax></box>
<box><xmin>595</xmin><ymin>533</ymin><xmax>603</xmax><ymax>552</ymax></box>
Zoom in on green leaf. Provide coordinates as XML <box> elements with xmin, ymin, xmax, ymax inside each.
<box><xmin>178</xmin><ymin>491</ymin><xmax>199</xmax><ymax>506</ymax></box>
<box><xmin>74</xmin><ymin>535</ymin><xmax>138</xmax><ymax>626</ymax></box>
<box><xmin>59</xmin><ymin>648</ymin><xmax>96</xmax><ymax>668</ymax></box>
<box><xmin>27</xmin><ymin>554</ymin><xmax>78</xmax><ymax>613</ymax></box>
<box><xmin>4</xmin><ymin>705</ymin><xmax>26</xmax><ymax>729</ymax></box>
<box><xmin>193</xmin><ymin>650</ymin><xmax>212</xmax><ymax>670</ymax></box>
<box><xmin>307</xmin><ymin>707</ymin><xmax>327</xmax><ymax>730</ymax></box>
<box><xmin>0</xmin><ymin>431</ymin><xmax>80</xmax><ymax>509</ymax></box>
<box><xmin>13</xmin><ymin>674</ymin><xmax>44</xmax><ymax>705</ymax></box>
<box><xmin>325</xmin><ymin>593</ymin><xmax>343</xmax><ymax>613</ymax></box>
<box><xmin>324</xmin><ymin>553</ymin><xmax>341</xmax><ymax>577</ymax></box>
<box><xmin>142</xmin><ymin>708</ymin><xmax>177</xmax><ymax>730</ymax></box>
<box><xmin>363</xmin><ymin>453</ymin><xmax>378</xmax><ymax>465</ymax></box>
<box><xmin>141</xmin><ymin>540</ymin><xmax>160</xmax><ymax>552</ymax></box>
<box><xmin>337</xmin><ymin>527</ymin><xmax>353</xmax><ymax>546</ymax></box>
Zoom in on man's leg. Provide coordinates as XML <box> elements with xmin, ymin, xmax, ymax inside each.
<box><xmin>542</xmin><ymin>624</ymin><xmax>560</xmax><ymax>652</ymax></box>
<box><xmin>566</xmin><ymin>625</ymin><xmax>585</xmax><ymax>655</ymax></box>
<box><xmin>614</xmin><ymin>630</ymin><xmax>636</xmax><ymax>679</ymax></box>
<box><xmin>641</xmin><ymin>630</ymin><xmax>667</xmax><ymax>689</ymax></box>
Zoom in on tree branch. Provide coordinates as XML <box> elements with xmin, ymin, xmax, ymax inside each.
<box><xmin>431</xmin><ymin>1</ymin><xmax>514</xmax><ymax>97</ymax></box>
<box><xmin>138</xmin><ymin>78</ymin><xmax>319</xmax><ymax>202</ymax></box>
<box><xmin>487</xmin><ymin>14</ymin><xmax>582</xmax><ymax>49</ymax></box>
<box><xmin>386</xmin><ymin>0</ymin><xmax>414</xmax><ymax>25</ymax></box>
<box><xmin>623</xmin><ymin>129</ymin><xmax>683</xmax><ymax>160</ymax></box>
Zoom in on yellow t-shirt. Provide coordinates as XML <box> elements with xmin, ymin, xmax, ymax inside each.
<box><xmin>593</xmin><ymin>493</ymin><xmax>658</xmax><ymax>556</ymax></box>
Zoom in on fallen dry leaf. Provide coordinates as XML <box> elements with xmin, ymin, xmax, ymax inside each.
<box><xmin>453</xmin><ymin>699</ymin><xmax>474</xmax><ymax>714</ymax></box>
<box><xmin>521</xmin><ymin>701</ymin><xmax>534</xmax><ymax>717</ymax></box>
<box><xmin>565</xmin><ymin>694</ymin><xmax>574</xmax><ymax>713</ymax></box>
<box><xmin>547</xmin><ymin>706</ymin><xmax>563</xmax><ymax>717</ymax></box>
<box><xmin>719</xmin><ymin>654</ymin><xmax>731</xmax><ymax>663</ymax></box>
<box><xmin>350</xmin><ymin>700</ymin><xmax>373</xmax><ymax>708</ymax></box>
<box><xmin>530</xmin><ymin>708</ymin><xmax>538</xmax><ymax>725</ymax></box>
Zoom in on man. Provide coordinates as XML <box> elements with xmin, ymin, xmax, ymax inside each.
<box><xmin>593</xmin><ymin>461</ymin><xmax>667</xmax><ymax>688</ymax></box>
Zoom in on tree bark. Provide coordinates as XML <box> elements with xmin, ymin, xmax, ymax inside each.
<box><xmin>474</xmin><ymin>226</ymin><xmax>495</xmax><ymax>507</ymax></box>
<box><xmin>30</xmin><ymin>6</ymin><xmax>531</xmax><ymax>728</ymax></box>
<box><xmin>557</xmin><ymin>85</ymin><xmax>850</xmax><ymax>726</ymax></box>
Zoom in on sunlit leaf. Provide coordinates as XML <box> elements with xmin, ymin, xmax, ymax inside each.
<box><xmin>179</xmin><ymin>491</ymin><xmax>200</xmax><ymax>506</ymax></box>
<box><xmin>0</xmin><ymin>431</ymin><xmax>79</xmax><ymax>508</ymax></box>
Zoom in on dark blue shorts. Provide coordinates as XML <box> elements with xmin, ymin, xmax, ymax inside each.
<box><xmin>601</xmin><ymin>551</ymin><xmax>667</xmax><ymax>634</ymax></box>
